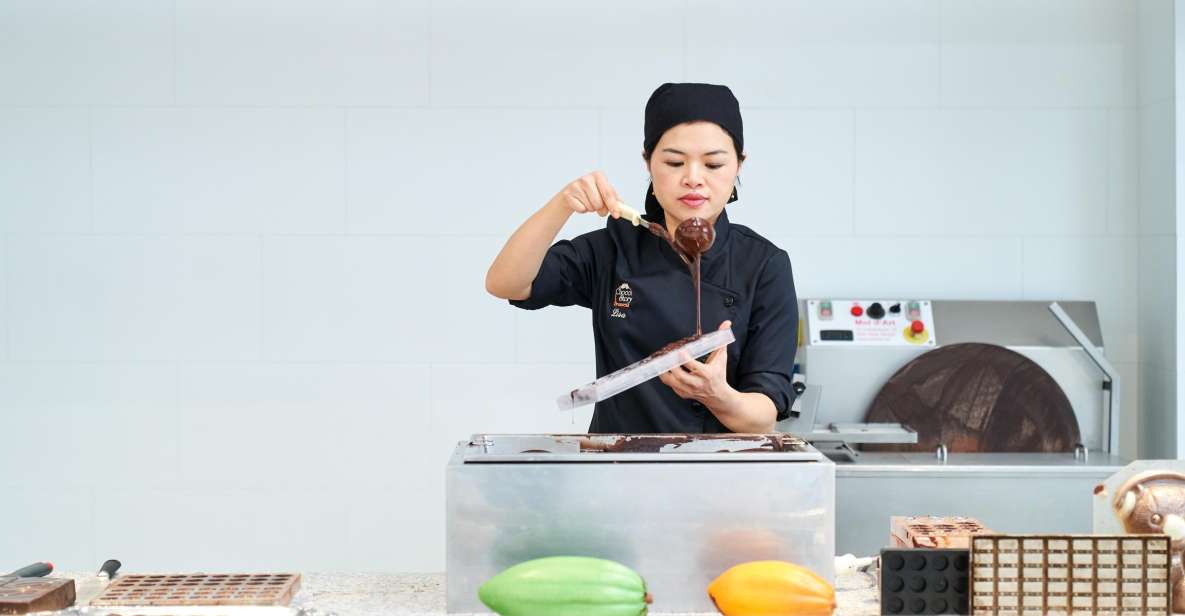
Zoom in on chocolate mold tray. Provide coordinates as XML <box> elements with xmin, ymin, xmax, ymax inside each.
<box><xmin>880</xmin><ymin>548</ymin><xmax>970</xmax><ymax>615</ymax></box>
<box><xmin>893</xmin><ymin>516</ymin><xmax>992</xmax><ymax>549</ymax></box>
<box><xmin>90</xmin><ymin>574</ymin><xmax>300</xmax><ymax>607</ymax></box>
<box><xmin>557</xmin><ymin>328</ymin><xmax>734</xmax><ymax>409</ymax></box>
<box><xmin>969</xmin><ymin>535</ymin><xmax>1171</xmax><ymax>615</ymax></box>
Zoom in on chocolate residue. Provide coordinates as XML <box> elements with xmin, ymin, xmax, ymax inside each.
<box><xmin>650</xmin><ymin>335</ymin><xmax>701</xmax><ymax>359</ymax></box>
<box><xmin>578</xmin><ymin>433</ymin><xmax>805</xmax><ymax>454</ymax></box>
<box><xmin>646</xmin><ymin>223</ymin><xmax>671</xmax><ymax>243</ymax></box>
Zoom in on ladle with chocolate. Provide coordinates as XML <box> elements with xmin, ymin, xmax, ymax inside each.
<box><xmin>633</xmin><ymin>214</ymin><xmax>715</xmax><ymax>336</ymax></box>
<box><xmin>617</xmin><ymin>202</ymin><xmax>718</xmax><ymax>335</ymax></box>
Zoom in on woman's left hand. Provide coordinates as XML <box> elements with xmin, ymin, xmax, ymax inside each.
<box><xmin>658</xmin><ymin>320</ymin><xmax>734</xmax><ymax>406</ymax></box>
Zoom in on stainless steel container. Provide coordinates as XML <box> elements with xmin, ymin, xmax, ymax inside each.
<box><xmin>445</xmin><ymin>433</ymin><xmax>835</xmax><ymax>614</ymax></box>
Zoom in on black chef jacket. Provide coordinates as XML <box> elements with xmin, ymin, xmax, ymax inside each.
<box><xmin>510</xmin><ymin>209</ymin><xmax>798</xmax><ymax>433</ymax></box>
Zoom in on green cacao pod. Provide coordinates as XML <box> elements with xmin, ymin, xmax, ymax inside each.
<box><xmin>478</xmin><ymin>555</ymin><xmax>652</xmax><ymax>616</ymax></box>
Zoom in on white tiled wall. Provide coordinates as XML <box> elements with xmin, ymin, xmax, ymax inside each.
<box><xmin>92</xmin><ymin>108</ymin><xmax>347</xmax><ymax>234</ymax></box>
<box><xmin>0</xmin><ymin>0</ymin><xmax>1152</xmax><ymax>572</ymax></box>
<box><xmin>1137</xmin><ymin>0</ymin><xmax>1178</xmax><ymax>459</ymax></box>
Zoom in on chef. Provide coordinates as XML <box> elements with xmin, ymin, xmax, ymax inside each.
<box><xmin>485</xmin><ymin>83</ymin><xmax>798</xmax><ymax>434</ymax></box>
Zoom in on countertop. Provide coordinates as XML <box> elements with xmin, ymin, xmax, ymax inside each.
<box><xmin>50</xmin><ymin>560</ymin><xmax>882</xmax><ymax>615</ymax></box>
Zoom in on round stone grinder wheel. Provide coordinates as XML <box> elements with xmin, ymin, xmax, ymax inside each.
<box><xmin>863</xmin><ymin>342</ymin><xmax>1081</xmax><ymax>453</ymax></box>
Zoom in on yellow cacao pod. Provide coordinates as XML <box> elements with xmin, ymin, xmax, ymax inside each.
<box><xmin>707</xmin><ymin>560</ymin><xmax>835</xmax><ymax>616</ymax></box>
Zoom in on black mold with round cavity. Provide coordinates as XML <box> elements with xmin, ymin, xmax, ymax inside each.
<box><xmin>880</xmin><ymin>548</ymin><xmax>970</xmax><ymax>615</ymax></box>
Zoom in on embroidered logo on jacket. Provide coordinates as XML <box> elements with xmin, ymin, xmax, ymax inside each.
<box><xmin>611</xmin><ymin>282</ymin><xmax>633</xmax><ymax>319</ymax></box>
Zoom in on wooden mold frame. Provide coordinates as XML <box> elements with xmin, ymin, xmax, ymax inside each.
<box><xmin>969</xmin><ymin>535</ymin><xmax>1171</xmax><ymax>616</ymax></box>
<box><xmin>891</xmin><ymin>515</ymin><xmax>992</xmax><ymax>549</ymax></box>
<box><xmin>90</xmin><ymin>573</ymin><xmax>300</xmax><ymax>607</ymax></box>
<box><xmin>0</xmin><ymin>577</ymin><xmax>76</xmax><ymax>614</ymax></box>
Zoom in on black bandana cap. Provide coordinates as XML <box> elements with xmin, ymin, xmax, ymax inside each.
<box><xmin>643</xmin><ymin>83</ymin><xmax>743</xmax><ymax>219</ymax></box>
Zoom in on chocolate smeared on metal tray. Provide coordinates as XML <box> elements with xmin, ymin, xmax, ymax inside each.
<box><xmin>577</xmin><ymin>433</ymin><xmax>807</xmax><ymax>454</ymax></box>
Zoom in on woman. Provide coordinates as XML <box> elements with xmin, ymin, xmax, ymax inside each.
<box><xmin>485</xmin><ymin>83</ymin><xmax>798</xmax><ymax>434</ymax></box>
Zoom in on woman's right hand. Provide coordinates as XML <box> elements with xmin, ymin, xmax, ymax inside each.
<box><xmin>554</xmin><ymin>171</ymin><xmax>624</xmax><ymax>218</ymax></box>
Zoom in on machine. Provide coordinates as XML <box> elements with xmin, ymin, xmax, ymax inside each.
<box><xmin>778</xmin><ymin>299</ymin><xmax>1127</xmax><ymax>556</ymax></box>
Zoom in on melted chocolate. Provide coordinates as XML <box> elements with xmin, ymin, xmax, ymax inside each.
<box><xmin>646</xmin><ymin>223</ymin><xmax>671</xmax><ymax>242</ymax></box>
<box><xmin>673</xmin><ymin>218</ymin><xmax>715</xmax><ymax>335</ymax></box>
<box><xmin>643</xmin><ymin>216</ymin><xmax>717</xmax><ymax>335</ymax></box>
<box><xmin>673</xmin><ymin>217</ymin><xmax>715</xmax><ymax>260</ymax></box>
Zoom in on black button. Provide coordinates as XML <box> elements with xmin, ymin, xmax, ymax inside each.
<box><xmin>867</xmin><ymin>302</ymin><xmax>885</xmax><ymax>319</ymax></box>
<box><xmin>723</xmin><ymin>296</ymin><xmax>735</xmax><ymax>307</ymax></box>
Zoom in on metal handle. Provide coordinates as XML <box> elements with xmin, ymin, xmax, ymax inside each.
<box><xmin>98</xmin><ymin>559</ymin><xmax>121</xmax><ymax>579</ymax></box>
<box><xmin>936</xmin><ymin>444</ymin><xmax>948</xmax><ymax>462</ymax></box>
<box><xmin>9</xmin><ymin>562</ymin><xmax>52</xmax><ymax>577</ymax></box>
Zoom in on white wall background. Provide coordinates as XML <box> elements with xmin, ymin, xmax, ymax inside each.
<box><xmin>0</xmin><ymin>0</ymin><xmax>1163</xmax><ymax>571</ymax></box>
<box><xmin>1141</xmin><ymin>0</ymin><xmax>1178</xmax><ymax>459</ymax></box>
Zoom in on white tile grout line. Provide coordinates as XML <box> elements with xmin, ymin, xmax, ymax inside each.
<box><xmin>936</xmin><ymin>0</ymin><xmax>943</xmax><ymax>107</ymax></box>
<box><xmin>595</xmin><ymin>107</ymin><xmax>604</xmax><ymax>171</ymax></box>
<box><xmin>88</xmin><ymin>486</ymin><xmax>98</xmax><ymax>568</ymax></box>
<box><xmin>1018</xmin><ymin>234</ymin><xmax>1026</xmax><ymax>298</ymax></box>
<box><xmin>850</xmin><ymin>108</ymin><xmax>857</xmax><ymax>236</ymax></box>
<box><xmin>0</xmin><ymin>103</ymin><xmax>1139</xmax><ymax>112</ymax></box>
<box><xmin>0</xmin><ymin>231</ymin><xmax>1151</xmax><ymax>240</ymax></box>
<box><xmin>87</xmin><ymin>106</ymin><xmax>95</xmax><ymax>232</ymax></box>
<box><xmin>175</xmin><ymin>360</ymin><xmax>184</xmax><ymax>486</ymax></box>
<box><xmin>0</xmin><ymin>359</ymin><xmax>595</xmax><ymax>367</ymax></box>
<box><xmin>2</xmin><ymin>234</ymin><xmax>6</xmax><ymax>361</ymax></box>
<box><xmin>425</xmin><ymin>0</ymin><xmax>433</xmax><ymax>108</ymax></box>
<box><xmin>342</xmin><ymin>108</ymin><xmax>350</xmax><ymax>231</ymax></box>
<box><xmin>258</xmin><ymin>234</ymin><xmax>266</xmax><ymax>362</ymax></box>
<box><xmin>681</xmin><ymin>0</ymin><xmax>689</xmax><ymax>80</ymax></box>
<box><xmin>171</xmin><ymin>0</ymin><xmax>178</xmax><ymax>105</ymax></box>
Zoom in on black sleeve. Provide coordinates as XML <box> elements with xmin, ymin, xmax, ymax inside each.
<box><xmin>508</xmin><ymin>234</ymin><xmax>598</xmax><ymax>310</ymax></box>
<box><xmin>734</xmin><ymin>250</ymin><xmax>799</xmax><ymax>421</ymax></box>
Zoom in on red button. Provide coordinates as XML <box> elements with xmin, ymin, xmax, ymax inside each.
<box><xmin>850</xmin><ymin>305</ymin><xmax>863</xmax><ymax>317</ymax></box>
<box><xmin>911</xmin><ymin>320</ymin><xmax>925</xmax><ymax>334</ymax></box>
